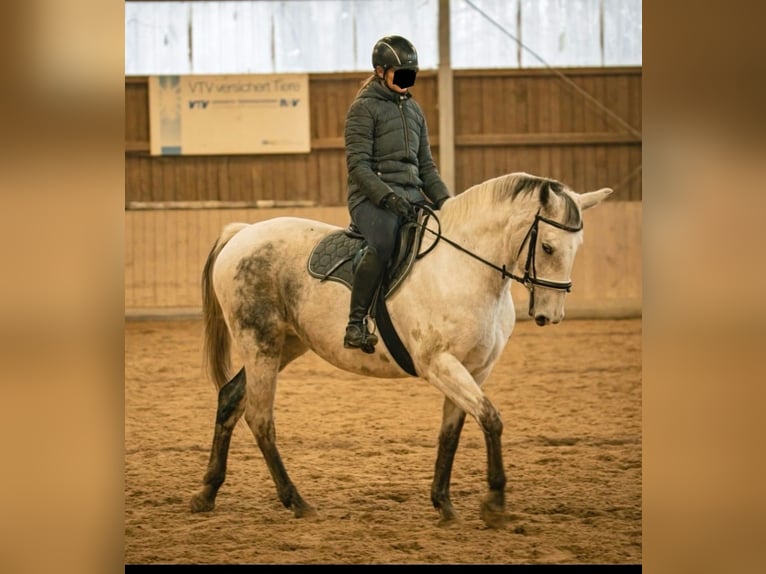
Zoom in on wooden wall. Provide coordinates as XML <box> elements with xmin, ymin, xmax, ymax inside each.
<box><xmin>125</xmin><ymin>203</ymin><xmax>641</xmax><ymax>318</ymax></box>
<box><xmin>126</xmin><ymin>67</ymin><xmax>641</xmax><ymax>205</ymax></box>
<box><xmin>125</xmin><ymin>67</ymin><xmax>641</xmax><ymax>317</ymax></box>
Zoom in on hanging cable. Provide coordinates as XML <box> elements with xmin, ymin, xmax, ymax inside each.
<box><xmin>463</xmin><ymin>0</ymin><xmax>642</xmax><ymax>141</ymax></box>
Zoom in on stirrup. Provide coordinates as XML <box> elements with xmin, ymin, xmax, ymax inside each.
<box><xmin>344</xmin><ymin>322</ymin><xmax>378</xmax><ymax>354</ymax></box>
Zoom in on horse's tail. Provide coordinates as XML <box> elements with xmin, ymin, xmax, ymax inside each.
<box><xmin>202</xmin><ymin>222</ymin><xmax>248</xmax><ymax>391</ymax></box>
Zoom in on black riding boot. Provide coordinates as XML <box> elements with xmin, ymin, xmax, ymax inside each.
<box><xmin>344</xmin><ymin>248</ymin><xmax>384</xmax><ymax>353</ymax></box>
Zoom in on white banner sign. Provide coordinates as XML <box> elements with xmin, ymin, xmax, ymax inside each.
<box><xmin>149</xmin><ymin>74</ymin><xmax>311</xmax><ymax>155</ymax></box>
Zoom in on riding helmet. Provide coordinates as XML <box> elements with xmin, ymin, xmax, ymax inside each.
<box><xmin>371</xmin><ymin>35</ymin><xmax>419</xmax><ymax>71</ymax></box>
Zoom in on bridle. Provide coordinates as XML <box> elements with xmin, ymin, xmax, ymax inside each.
<box><xmin>415</xmin><ymin>204</ymin><xmax>583</xmax><ymax>296</ymax></box>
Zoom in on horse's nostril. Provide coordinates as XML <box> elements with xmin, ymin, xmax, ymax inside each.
<box><xmin>535</xmin><ymin>315</ymin><xmax>548</xmax><ymax>326</ymax></box>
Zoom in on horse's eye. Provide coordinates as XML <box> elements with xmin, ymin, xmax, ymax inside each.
<box><xmin>542</xmin><ymin>243</ymin><xmax>553</xmax><ymax>255</ymax></box>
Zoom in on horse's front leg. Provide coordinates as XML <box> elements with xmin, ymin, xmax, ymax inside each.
<box><xmin>431</xmin><ymin>398</ymin><xmax>466</xmax><ymax>526</ymax></box>
<box><xmin>425</xmin><ymin>354</ymin><xmax>508</xmax><ymax>529</ymax></box>
<box><xmin>190</xmin><ymin>368</ymin><xmax>247</xmax><ymax>512</ymax></box>
<box><xmin>477</xmin><ymin>395</ymin><xmax>507</xmax><ymax>528</ymax></box>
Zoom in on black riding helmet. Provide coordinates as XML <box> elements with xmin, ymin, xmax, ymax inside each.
<box><xmin>371</xmin><ymin>35</ymin><xmax>419</xmax><ymax>89</ymax></box>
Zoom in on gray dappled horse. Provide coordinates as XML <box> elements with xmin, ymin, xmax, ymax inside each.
<box><xmin>190</xmin><ymin>172</ymin><xmax>612</xmax><ymax>528</ymax></box>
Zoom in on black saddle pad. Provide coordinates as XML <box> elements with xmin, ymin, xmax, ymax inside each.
<box><xmin>307</xmin><ymin>220</ymin><xmax>424</xmax><ymax>297</ymax></box>
<box><xmin>306</xmin><ymin>229</ymin><xmax>362</xmax><ymax>290</ymax></box>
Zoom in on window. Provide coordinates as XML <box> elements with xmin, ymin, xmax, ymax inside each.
<box><xmin>125</xmin><ymin>0</ymin><xmax>641</xmax><ymax>75</ymax></box>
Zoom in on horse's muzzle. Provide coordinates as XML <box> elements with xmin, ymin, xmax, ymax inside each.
<box><xmin>534</xmin><ymin>315</ymin><xmax>550</xmax><ymax>326</ymax></box>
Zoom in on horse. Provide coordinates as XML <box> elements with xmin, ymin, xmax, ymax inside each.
<box><xmin>189</xmin><ymin>171</ymin><xmax>612</xmax><ymax>528</ymax></box>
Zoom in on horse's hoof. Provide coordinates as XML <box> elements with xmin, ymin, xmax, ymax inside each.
<box><xmin>293</xmin><ymin>502</ymin><xmax>318</xmax><ymax>519</ymax></box>
<box><xmin>435</xmin><ymin>501</ymin><xmax>460</xmax><ymax>527</ymax></box>
<box><xmin>480</xmin><ymin>509</ymin><xmax>507</xmax><ymax>529</ymax></box>
<box><xmin>436</xmin><ymin>515</ymin><xmax>460</xmax><ymax>528</ymax></box>
<box><xmin>480</xmin><ymin>497</ymin><xmax>508</xmax><ymax>529</ymax></box>
<box><xmin>190</xmin><ymin>493</ymin><xmax>215</xmax><ymax>513</ymax></box>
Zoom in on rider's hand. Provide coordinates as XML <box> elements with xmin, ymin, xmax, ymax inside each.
<box><xmin>382</xmin><ymin>193</ymin><xmax>416</xmax><ymax>222</ymax></box>
<box><xmin>434</xmin><ymin>196</ymin><xmax>448</xmax><ymax>210</ymax></box>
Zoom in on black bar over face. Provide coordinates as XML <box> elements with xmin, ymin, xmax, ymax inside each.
<box><xmin>393</xmin><ymin>69</ymin><xmax>417</xmax><ymax>89</ymax></box>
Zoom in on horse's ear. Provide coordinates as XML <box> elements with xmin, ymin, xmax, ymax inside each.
<box><xmin>578</xmin><ymin>188</ymin><xmax>613</xmax><ymax>210</ymax></box>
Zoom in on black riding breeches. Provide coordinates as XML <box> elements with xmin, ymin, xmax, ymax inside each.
<box><xmin>350</xmin><ymin>200</ymin><xmax>401</xmax><ymax>264</ymax></box>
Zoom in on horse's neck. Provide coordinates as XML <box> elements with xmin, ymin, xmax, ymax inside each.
<box><xmin>438</xmin><ymin>198</ymin><xmax>537</xmax><ymax>277</ymax></box>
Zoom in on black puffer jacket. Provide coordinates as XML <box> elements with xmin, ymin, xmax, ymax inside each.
<box><xmin>345</xmin><ymin>78</ymin><xmax>450</xmax><ymax>213</ymax></box>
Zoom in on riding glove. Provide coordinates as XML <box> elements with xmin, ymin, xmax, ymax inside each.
<box><xmin>434</xmin><ymin>196</ymin><xmax>449</xmax><ymax>210</ymax></box>
<box><xmin>382</xmin><ymin>193</ymin><xmax>416</xmax><ymax>222</ymax></box>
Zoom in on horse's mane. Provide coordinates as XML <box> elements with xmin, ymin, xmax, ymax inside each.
<box><xmin>448</xmin><ymin>172</ymin><xmax>582</xmax><ymax>228</ymax></box>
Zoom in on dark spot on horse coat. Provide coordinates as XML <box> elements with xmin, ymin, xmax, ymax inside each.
<box><xmin>281</xmin><ymin>273</ymin><xmax>306</xmax><ymax>329</ymax></box>
<box><xmin>233</xmin><ymin>244</ymin><xmax>283</xmax><ymax>358</ymax></box>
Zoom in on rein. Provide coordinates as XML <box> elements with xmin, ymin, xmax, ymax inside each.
<box><xmin>414</xmin><ymin>204</ymin><xmax>582</xmax><ymax>293</ymax></box>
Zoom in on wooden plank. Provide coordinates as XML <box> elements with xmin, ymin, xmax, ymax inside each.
<box><xmin>458</xmin><ymin>77</ymin><xmax>482</xmax><ymax>135</ymax></box>
<box><xmin>149</xmin><ymin>211</ymin><xmax>161</xmax><ymax>306</ymax></box>
<box><xmin>456</xmin><ymin>132</ymin><xmax>641</xmax><ymax>146</ymax></box>
<box><xmin>187</xmin><ymin>155</ymin><xmax>201</xmax><ymax>201</ymax></box>
<box><xmin>179</xmin><ymin>210</ymin><xmax>195</xmax><ymax>307</ymax></box>
<box><xmin>549</xmin><ymin>145</ymin><xmax>562</xmax><ymax>182</ymax></box>
<box><xmin>124</xmin><ymin>204</ymin><xmax>641</xmax><ymax>312</ymax></box>
<box><xmin>518</xmin><ymin>76</ymin><xmax>530</xmax><ymax>133</ymax></box>
<box><xmin>548</xmin><ymin>73</ymin><xmax>561</xmax><ymax>134</ymax></box>
<box><xmin>307</xmin><ymin>154</ymin><xmax>320</xmax><ymax>205</ymax></box>
<box><xmin>337</xmin><ymin>152</ymin><xmax>349</xmax><ymax>205</ymax></box>
<box><xmin>538</xmin><ymin>141</ymin><xmax>551</xmax><ymax>177</ymax></box>
<box><xmin>571</xmin><ymin>75</ymin><xmax>586</xmax><ymax>134</ymax></box>
<box><xmin>583</xmin><ymin>74</ymin><xmax>600</xmax><ymax>132</ymax></box>
<box><xmin>454</xmin><ymin>67</ymin><xmax>642</xmax><ymax>79</ymax></box>
<box><xmin>171</xmin><ymin>211</ymin><xmax>185</xmax><ymax>307</ymax></box>
<box><xmin>228</xmin><ymin>157</ymin><xmax>241</xmax><ymax>202</ymax></box>
<box><xmin>529</xmin><ymin>76</ymin><xmax>541</xmax><ymax>134</ymax></box>
<box><xmin>149</xmin><ymin>157</ymin><xmax>163</xmax><ymax>202</ymax></box>
<box><xmin>595</xmin><ymin>144</ymin><xmax>610</xmax><ymax>189</ymax></box>
<box><xmin>125</xmin><ymin>68</ymin><xmax>642</xmax><ymax>207</ymax></box>
<box><xmin>127</xmin><ymin>200</ymin><xmax>317</xmax><ymax>210</ymax></box>
<box><xmin>596</xmin><ymin>74</ymin><xmax>610</xmax><ymax>132</ymax></box>
<box><xmin>311</xmin><ymin>137</ymin><xmax>345</xmax><ymax>150</ymax></box>
<box><xmin>162</xmin><ymin>210</ymin><xmax>178</xmax><ymax>307</ymax></box>
<box><xmin>582</xmin><ymin>142</ymin><xmax>596</xmax><ymax>201</ymax></box>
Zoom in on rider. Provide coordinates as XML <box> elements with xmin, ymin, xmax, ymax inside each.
<box><xmin>343</xmin><ymin>35</ymin><xmax>451</xmax><ymax>353</ymax></box>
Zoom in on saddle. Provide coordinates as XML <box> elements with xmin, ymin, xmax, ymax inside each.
<box><xmin>307</xmin><ymin>209</ymin><xmax>432</xmax><ymax>377</ymax></box>
<box><xmin>307</xmin><ymin>210</ymin><xmax>427</xmax><ymax>298</ymax></box>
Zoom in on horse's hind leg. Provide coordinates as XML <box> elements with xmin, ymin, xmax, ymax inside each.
<box><xmin>431</xmin><ymin>397</ymin><xmax>467</xmax><ymax>526</ymax></box>
<box><xmin>190</xmin><ymin>367</ymin><xmax>247</xmax><ymax>513</ymax></box>
<box><xmin>242</xmin><ymin>354</ymin><xmax>316</xmax><ymax>519</ymax></box>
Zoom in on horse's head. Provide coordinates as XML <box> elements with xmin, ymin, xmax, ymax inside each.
<box><xmin>511</xmin><ymin>176</ymin><xmax>613</xmax><ymax>326</ymax></box>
